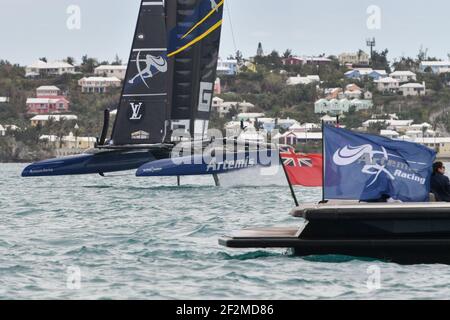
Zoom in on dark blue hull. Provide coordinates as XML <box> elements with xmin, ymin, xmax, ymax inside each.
<box><xmin>136</xmin><ymin>151</ymin><xmax>275</xmax><ymax>177</ymax></box>
<box><xmin>22</xmin><ymin>149</ymin><xmax>169</xmax><ymax>177</ymax></box>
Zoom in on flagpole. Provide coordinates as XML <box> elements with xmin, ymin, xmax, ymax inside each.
<box><xmin>278</xmin><ymin>148</ymin><xmax>299</xmax><ymax>207</ymax></box>
<box><xmin>321</xmin><ymin>120</ymin><xmax>326</xmax><ymax>204</ymax></box>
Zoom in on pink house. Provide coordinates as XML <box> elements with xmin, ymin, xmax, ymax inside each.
<box><xmin>26</xmin><ymin>96</ymin><xmax>70</xmax><ymax>114</ymax></box>
<box><xmin>214</xmin><ymin>77</ymin><xmax>221</xmax><ymax>95</ymax></box>
<box><xmin>282</xmin><ymin>57</ymin><xmax>304</xmax><ymax>66</ymax></box>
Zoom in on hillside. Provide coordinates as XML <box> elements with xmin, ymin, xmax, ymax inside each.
<box><xmin>2</xmin><ymin>51</ymin><xmax>450</xmax><ymax>162</ymax></box>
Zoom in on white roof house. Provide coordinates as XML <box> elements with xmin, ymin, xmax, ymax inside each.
<box><xmin>363</xmin><ymin>119</ymin><xmax>414</xmax><ymax>132</ymax></box>
<box><xmin>0</xmin><ymin>97</ymin><xmax>9</xmax><ymax>103</ymax></box>
<box><xmin>390</xmin><ymin>71</ymin><xmax>417</xmax><ymax>83</ymax></box>
<box><xmin>78</xmin><ymin>77</ymin><xmax>122</xmax><ymax>93</ymax></box>
<box><xmin>277</xmin><ymin>118</ymin><xmax>300</xmax><ymax>129</ymax></box>
<box><xmin>37</xmin><ymin>85</ymin><xmax>60</xmax><ymax>91</ymax></box>
<box><xmin>321</xmin><ymin>115</ymin><xmax>341</xmax><ymax>124</ymax></box>
<box><xmin>94</xmin><ymin>65</ymin><xmax>127</xmax><ymax>80</ymax></box>
<box><xmin>217</xmin><ymin>58</ymin><xmax>239</xmax><ymax>76</ymax></box>
<box><xmin>220</xmin><ymin>101</ymin><xmax>255</xmax><ymax>113</ymax></box>
<box><xmin>31</xmin><ymin>115</ymin><xmax>78</xmax><ymax>121</ymax></box>
<box><xmin>36</xmin><ymin>86</ymin><xmax>61</xmax><ymax>97</ymax></box>
<box><xmin>275</xmin><ymin>131</ymin><xmax>323</xmax><ymax>144</ymax></box>
<box><xmin>289</xmin><ymin>123</ymin><xmax>320</xmax><ymax>132</ymax></box>
<box><xmin>286</xmin><ymin>75</ymin><xmax>320</xmax><ymax>86</ymax></box>
<box><xmin>26</xmin><ymin>97</ymin><xmax>67</xmax><ymax>104</ymax></box>
<box><xmin>410</xmin><ymin>123</ymin><xmax>432</xmax><ymax>130</ymax></box>
<box><xmin>380</xmin><ymin>130</ymin><xmax>400</xmax><ymax>139</ymax></box>
<box><xmin>399</xmin><ymin>83</ymin><xmax>426</xmax><ymax>96</ymax></box>
<box><xmin>419</xmin><ymin>61</ymin><xmax>450</xmax><ymax>74</ymax></box>
<box><xmin>30</xmin><ymin>115</ymin><xmax>78</xmax><ymax>126</ymax></box>
<box><xmin>236</xmin><ymin>113</ymin><xmax>265</xmax><ymax>121</ymax></box>
<box><xmin>374</xmin><ymin>77</ymin><xmax>400</xmax><ymax>92</ymax></box>
<box><xmin>26</xmin><ymin>60</ymin><xmax>76</xmax><ymax>77</ymax></box>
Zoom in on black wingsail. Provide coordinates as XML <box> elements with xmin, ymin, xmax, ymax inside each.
<box><xmin>110</xmin><ymin>0</ymin><xmax>224</xmax><ymax>146</ymax></box>
<box><xmin>111</xmin><ymin>0</ymin><xmax>169</xmax><ymax>146</ymax></box>
<box><xmin>166</xmin><ymin>0</ymin><xmax>225</xmax><ymax>140</ymax></box>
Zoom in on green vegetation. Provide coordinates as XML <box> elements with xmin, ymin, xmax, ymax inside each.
<box><xmin>0</xmin><ymin>59</ymin><xmax>120</xmax><ymax>161</ymax></box>
<box><xmin>3</xmin><ymin>46</ymin><xmax>450</xmax><ymax>161</ymax></box>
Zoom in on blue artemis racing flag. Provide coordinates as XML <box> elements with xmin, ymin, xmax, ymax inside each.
<box><xmin>324</xmin><ymin>125</ymin><xmax>437</xmax><ymax>202</ymax></box>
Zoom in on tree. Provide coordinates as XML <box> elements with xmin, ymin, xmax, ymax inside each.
<box><xmin>342</xmin><ymin>107</ymin><xmax>362</xmax><ymax>129</ymax></box>
<box><xmin>371</xmin><ymin>49</ymin><xmax>390</xmax><ymax>72</ymax></box>
<box><xmin>235</xmin><ymin>50</ymin><xmax>243</xmax><ymax>64</ymax></box>
<box><xmin>112</xmin><ymin>54</ymin><xmax>122</xmax><ymax>66</ymax></box>
<box><xmin>418</xmin><ymin>45</ymin><xmax>428</xmax><ymax>62</ymax></box>
<box><xmin>64</xmin><ymin>57</ymin><xmax>76</xmax><ymax>65</ymax></box>
<box><xmin>283</xmin><ymin>49</ymin><xmax>292</xmax><ymax>59</ymax></box>
<box><xmin>392</xmin><ymin>56</ymin><xmax>417</xmax><ymax>71</ymax></box>
<box><xmin>80</xmin><ymin>55</ymin><xmax>99</xmax><ymax>74</ymax></box>
<box><xmin>367</xmin><ymin>121</ymin><xmax>388</xmax><ymax>134</ymax></box>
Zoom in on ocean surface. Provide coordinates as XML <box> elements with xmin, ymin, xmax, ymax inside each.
<box><xmin>1</xmin><ymin>163</ymin><xmax>450</xmax><ymax>300</ymax></box>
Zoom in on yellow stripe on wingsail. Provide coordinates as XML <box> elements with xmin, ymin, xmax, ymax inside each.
<box><xmin>168</xmin><ymin>20</ymin><xmax>222</xmax><ymax>57</ymax></box>
<box><xmin>181</xmin><ymin>0</ymin><xmax>225</xmax><ymax>40</ymax></box>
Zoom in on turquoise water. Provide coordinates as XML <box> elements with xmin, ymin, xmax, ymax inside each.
<box><xmin>1</xmin><ymin>163</ymin><xmax>450</xmax><ymax>299</ymax></box>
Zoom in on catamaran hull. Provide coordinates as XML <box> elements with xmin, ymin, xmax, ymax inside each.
<box><xmin>136</xmin><ymin>151</ymin><xmax>276</xmax><ymax>177</ymax></box>
<box><xmin>220</xmin><ymin>235</ymin><xmax>450</xmax><ymax>265</ymax></box>
<box><xmin>219</xmin><ymin>203</ymin><xmax>450</xmax><ymax>265</ymax></box>
<box><xmin>21</xmin><ymin>149</ymin><xmax>170</xmax><ymax>177</ymax></box>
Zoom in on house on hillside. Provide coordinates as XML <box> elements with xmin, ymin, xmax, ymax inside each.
<box><xmin>419</xmin><ymin>61</ymin><xmax>450</xmax><ymax>74</ymax></box>
<box><xmin>282</xmin><ymin>56</ymin><xmax>331</xmax><ymax>66</ymax></box>
<box><xmin>374</xmin><ymin>77</ymin><xmax>400</xmax><ymax>93</ymax></box>
<box><xmin>399</xmin><ymin>83</ymin><xmax>426</xmax><ymax>96</ymax></box>
<box><xmin>78</xmin><ymin>77</ymin><xmax>122</xmax><ymax>93</ymax></box>
<box><xmin>390</xmin><ymin>71</ymin><xmax>417</xmax><ymax>83</ymax></box>
<box><xmin>94</xmin><ymin>65</ymin><xmax>127</xmax><ymax>80</ymax></box>
<box><xmin>217</xmin><ymin>58</ymin><xmax>238</xmax><ymax>76</ymax></box>
<box><xmin>30</xmin><ymin>114</ymin><xmax>78</xmax><ymax>127</ymax></box>
<box><xmin>27</xmin><ymin>85</ymin><xmax>70</xmax><ymax>114</ymax></box>
<box><xmin>344</xmin><ymin>68</ymin><xmax>387</xmax><ymax>80</ymax></box>
<box><xmin>286</xmin><ymin>75</ymin><xmax>320</xmax><ymax>86</ymax></box>
<box><xmin>36</xmin><ymin>86</ymin><xmax>61</xmax><ymax>97</ymax></box>
<box><xmin>25</xmin><ymin>60</ymin><xmax>76</xmax><ymax>77</ymax></box>
<box><xmin>282</xmin><ymin>57</ymin><xmax>304</xmax><ymax>66</ymax></box>
<box><xmin>338</xmin><ymin>52</ymin><xmax>370</xmax><ymax>66</ymax></box>
<box><xmin>26</xmin><ymin>97</ymin><xmax>70</xmax><ymax>114</ymax></box>
<box><xmin>315</xmin><ymin>98</ymin><xmax>373</xmax><ymax>114</ymax></box>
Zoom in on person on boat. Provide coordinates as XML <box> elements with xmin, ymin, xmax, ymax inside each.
<box><xmin>431</xmin><ymin>162</ymin><xmax>450</xmax><ymax>202</ymax></box>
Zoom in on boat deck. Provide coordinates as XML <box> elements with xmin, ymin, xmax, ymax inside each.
<box><xmin>219</xmin><ymin>227</ymin><xmax>450</xmax><ymax>264</ymax></box>
<box><xmin>219</xmin><ymin>202</ymin><xmax>450</xmax><ymax>264</ymax></box>
<box><xmin>291</xmin><ymin>202</ymin><xmax>450</xmax><ymax>220</ymax></box>
<box><xmin>219</xmin><ymin>227</ymin><xmax>303</xmax><ymax>249</ymax></box>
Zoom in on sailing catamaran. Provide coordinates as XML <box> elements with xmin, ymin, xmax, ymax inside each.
<box><xmin>22</xmin><ymin>0</ymin><xmax>226</xmax><ymax>177</ymax></box>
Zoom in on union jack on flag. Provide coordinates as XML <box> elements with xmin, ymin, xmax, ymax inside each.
<box><xmin>279</xmin><ymin>149</ymin><xmax>323</xmax><ymax>187</ymax></box>
<box><xmin>282</xmin><ymin>152</ymin><xmax>313</xmax><ymax>168</ymax></box>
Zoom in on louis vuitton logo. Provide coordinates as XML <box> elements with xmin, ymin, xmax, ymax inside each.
<box><xmin>130</xmin><ymin>102</ymin><xmax>143</xmax><ymax>120</ymax></box>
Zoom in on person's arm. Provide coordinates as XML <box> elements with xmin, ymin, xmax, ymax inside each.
<box><xmin>443</xmin><ymin>176</ymin><xmax>450</xmax><ymax>197</ymax></box>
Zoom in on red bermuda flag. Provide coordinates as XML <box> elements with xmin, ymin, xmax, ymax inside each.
<box><xmin>280</xmin><ymin>149</ymin><xmax>323</xmax><ymax>187</ymax></box>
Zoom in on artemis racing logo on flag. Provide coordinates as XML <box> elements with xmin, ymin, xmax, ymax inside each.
<box><xmin>333</xmin><ymin>145</ymin><xmax>427</xmax><ymax>186</ymax></box>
